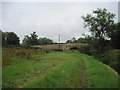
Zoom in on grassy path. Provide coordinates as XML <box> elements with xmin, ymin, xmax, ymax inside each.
<box><xmin>3</xmin><ymin>51</ymin><xmax>120</xmax><ymax>88</ymax></box>
<box><xmin>78</xmin><ymin>58</ymin><xmax>87</xmax><ymax>88</ymax></box>
<box><xmin>24</xmin><ymin>51</ymin><xmax>88</xmax><ymax>88</ymax></box>
<box><xmin>80</xmin><ymin>54</ymin><xmax>119</xmax><ymax>88</ymax></box>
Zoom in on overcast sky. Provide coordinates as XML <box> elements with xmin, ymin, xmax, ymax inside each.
<box><xmin>1</xmin><ymin>2</ymin><xmax>118</xmax><ymax>43</ymax></box>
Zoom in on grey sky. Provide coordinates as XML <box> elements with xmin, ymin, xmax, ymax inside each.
<box><xmin>1</xmin><ymin>2</ymin><xmax>118</xmax><ymax>43</ymax></box>
<box><xmin>0</xmin><ymin>2</ymin><xmax>2</xmax><ymax>28</ymax></box>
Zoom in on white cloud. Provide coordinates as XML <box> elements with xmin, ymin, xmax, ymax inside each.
<box><xmin>2</xmin><ymin>2</ymin><xmax>118</xmax><ymax>43</ymax></box>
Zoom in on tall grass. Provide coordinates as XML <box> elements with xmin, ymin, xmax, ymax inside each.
<box><xmin>2</xmin><ymin>48</ymin><xmax>47</xmax><ymax>66</ymax></box>
<box><xmin>81</xmin><ymin>54</ymin><xmax>119</xmax><ymax>88</ymax></box>
<box><xmin>2</xmin><ymin>51</ymin><xmax>119</xmax><ymax>88</ymax></box>
<box><xmin>78</xmin><ymin>45</ymin><xmax>120</xmax><ymax>74</ymax></box>
<box><xmin>100</xmin><ymin>49</ymin><xmax>120</xmax><ymax>74</ymax></box>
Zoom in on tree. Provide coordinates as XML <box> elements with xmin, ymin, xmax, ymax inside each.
<box><xmin>82</xmin><ymin>8</ymin><xmax>115</xmax><ymax>50</ymax></box>
<box><xmin>22</xmin><ymin>35</ymin><xmax>31</xmax><ymax>46</ymax></box>
<box><xmin>30</xmin><ymin>32</ymin><xmax>39</xmax><ymax>45</ymax></box>
<box><xmin>22</xmin><ymin>31</ymin><xmax>39</xmax><ymax>46</ymax></box>
<box><xmin>66</xmin><ymin>37</ymin><xmax>77</xmax><ymax>43</ymax></box>
<box><xmin>2</xmin><ymin>32</ymin><xmax>7</xmax><ymax>46</ymax></box>
<box><xmin>66</xmin><ymin>40</ymin><xmax>72</xmax><ymax>43</ymax></box>
<box><xmin>71</xmin><ymin>37</ymin><xmax>77</xmax><ymax>43</ymax></box>
<box><xmin>110</xmin><ymin>23</ymin><xmax>120</xmax><ymax>49</ymax></box>
<box><xmin>6</xmin><ymin>32</ymin><xmax>20</xmax><ymax>45</ymax></box>
<box><xmin>38</xmin><ymin>37</ymin><xmax>53</xmax><ymax>45</ymax></box>
<box><xmin>2</xmin><ymin>32</ymin><xmax>20</xmax><ymax>46</ymax></box>
<box><xmin>0</xmin><ymin>29</ymin><xmax>2</xmax><ymax>46</ymax></box>
<box><xmin>77</xmin><ymin>38</ymin><xmax>87</xmax><ymax>43</ymax></box>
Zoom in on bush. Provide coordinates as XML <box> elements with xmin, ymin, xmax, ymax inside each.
<box><xmin>78</xmin><ymin>45</ymin><xmax>120</xmax><ymax>74</ymax></box>
<box><xmin>70</xmin><ymin>47</ymin><xmax>78</xmax><ymax>50</ymax></box>
<box><xmin>100</xmin><ymin>50</ymin><xmax>120</xmax><ymax>73</ymax></box>
<box><xmin>78</xmin><ymin>45</ymin><xmax>91</xmax><ymax>55</ymax></box>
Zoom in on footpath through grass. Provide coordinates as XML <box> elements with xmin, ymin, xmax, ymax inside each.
<box><xmin>3</xmin><ymin>50</ymin><xmax>120</xmax><ymax>88</ymax></box>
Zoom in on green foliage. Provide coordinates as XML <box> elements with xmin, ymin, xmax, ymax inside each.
<box><xmin>25</xmin><ymin>51</ymin><xmax>86</xmax><ymax>88</ymax></box>
<box><xmin>2</xmin><ymin>32</ymin><xmax>6</xmax><ymax>46</ymax></box>
<box><xmin>81</xmin><ymin>9</ymin><xmax>119</xmax><ymax>74</ymax></box>
<box><xmin>77</xmin><ymin>38</ymin><xmax>87</xmax><ymax>43</ymax></box>
<box><xmin>38</xmin><ymin>37</ymin><xmax>53</xmax><ymax>45</ymax></box>
<box><xmin>2</xmin><ymin>48</ymin><xmax>40</xmax><ymax>65</ymax></box>
<box><xmin>110</xmin><ymin>23</ymin><xmax>120</xmax><ymax>49</ymax></box>
<box><xmin>82</xmin><ymin>8</ymin><xmax>115</xmax><ymax>39</ymax></box>
<box><xmin>22</xmin><ymin>35</ymin><xmax>31</xmax><ymax>47</ymax></box>
<box><xmin>30</xmin><ymin>32</ymin><xmax>39</xmax><ymax>45</ymax></box>
<box><xmin>66</xmin><ymin>37</ymin><xmax>90</xmax><ymax>44</ymax></box>
<box><xmin>81</xmin><ymin>54</ymin><xmax>119</xmax><ymax>88</ymax></box>
<box><xmin>2</xmin><ymin>31</ymin><xmax>20</xmax><ymax>46</ymax></box>
<box><xmin>78</xmin><ymin>45</ymin><xmax>91</xmax><ymax>55</ymax></box>
<box><xmin>100</xmin><ymin>50</ymin><xmax>120</xmax><ymax>73</ymax></box>
<box><xmin>82</xmin><ymin>8</ymin><xmax>116</xmax><ymax>51</ymax></box>
<box><xmin>22</xmin><ymin>32</ymin><xmax>39</xmax><ymax>46</ymax></box>
<box><xmin>78</xmin><ymin>44</ymin><xmax>120</xmax><ymax>74</ymax></box>
<box><xmin>66</xmin><ymin>37</ymin><xmax>77</xmax><ymax>43</ymax></box>
<box><xmin>22</xmin><ymin>32</ymin><xmax>54</xmax><ymax>47</ymax></box>
<box><xmin>3</xmin><ymin>51</ymin><xmax>119</xmax><ymax>88</ymax></box>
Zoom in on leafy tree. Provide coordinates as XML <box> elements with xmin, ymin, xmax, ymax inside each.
<box><xmin>82</xmin><ymin>8</ymin><xmax>115</xmax><ymax>39</ymax></box>
<box><xmin>82</xmin><ymin>8</ymin><xmax>115</xmax><ymax>50</ymax></box>
<box><xmin>66</xmin><ymin>37</ymin><xmax>77</xmax><ymax>43</ymax></box>
<box><xmin>110</xmin><ymin>23</ymin><xmax>120</xmax><ymax>49</ymax></box>
<box><xmin>6</xmin><ymin>32</ymin><xmax>20</xmax><ymax>45</ymax></box>
<box><xmin>71</xmin><ymin>37</ymin><xmax>77</xmax><ymax>43</ymax></box>
<box><xmin>22</xmin><ymin>35</ymin><xmax>31</xmax><ymax>46</ymax></box>
<box><xmin>66</xmin><ymin>40</ymin><xmax>72</xmax><ymax>43</ymax></box>
<box><xmin>0</xmin><ymin>29</ymin><xmax>2</xmax><ymax>46</ymax></box>
<box><xmin>38</xmin><ymin>37</ymin><xmax>53</xmax><ymax>45</ymax></box>
<box><xmin>2</xmin><ymin>32</ymin><xmax>6</xmax><ymax>46</ymax></box>
<box><xmin>22</xmin><ymin>31</ymin><xmax>39</xmax><ymax>46</ymax></box>
<box><xmin>77</xmin><ymin>38</ymin><xmax>88</xmax><ymax>43</ymax></box>
<box><xmin>30</xmin><ymin>32</ymin><xmax>39</xmax><ymax>45</ymax></box>
<box><xmin>2</xmin><ymin>32</ymin><xmax>20</xmax><ymax>46</ymax></box>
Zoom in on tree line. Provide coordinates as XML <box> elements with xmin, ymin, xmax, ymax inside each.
<box><xmin>0</xmin><ymin>31</ymin><xmax>54</xmax><ymax>47</ymax></box>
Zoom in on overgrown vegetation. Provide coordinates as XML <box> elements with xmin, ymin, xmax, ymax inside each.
<box><xmin>2</xmin><ymin>31</ymin><xmax>20</xmax><ymax>46</ymax></box>
<box><xmin>81</xmin><ymin>54</ymin><xmax>119</xmax><ymax>88</ymax></box>
<box><xmin>1</xmin><ymin>8</ymin><xmax>120</xmax><ymax>88</ymax></box>
<box><xmin>2</xmin><ymin>48</ymin><xmax>49</xmax><ymax>66</ymax></box>
<box><xmin>80</xmin><ymin>8</ymin><xmax>120</xmax><ymax>74</ymax></box>
<box><xmin>3</xmin><ymin>51</ymin><xmax>119</xmax><ymax>88</ymax></box>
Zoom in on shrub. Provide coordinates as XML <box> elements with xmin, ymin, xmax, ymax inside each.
<box><xmin>78</xmin><ymin>45</ymin><xmax>91</xmax><ymax>55</ymax></box>
<box><xmin>70</xmin><ymin>47</ymin><xmax>78</xmax><ymax>50</ymax></box>
<box><xmin>100</xmin><ymin>50</ymin><xmax>120</xmax><ymax>73</ymax></box>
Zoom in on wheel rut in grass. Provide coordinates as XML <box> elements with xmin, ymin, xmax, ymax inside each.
<box><xmin>18</xmin><ymin>64</ymin><xmax>56</xmax><ymax>88</ymax></box>
<box><xmin>22</xmin><ymin>52</ymin><xmax>88</xmax><ymax>88</ymax></box>
<box><xmin>79</xmin><ymin>57</ymin><xmax>87</xmax><ymax>88</ymax></box>
<box><xmin>14</xmin><ymin>52</ymin><xmax>88</xmax><ymax>88</ymax></box>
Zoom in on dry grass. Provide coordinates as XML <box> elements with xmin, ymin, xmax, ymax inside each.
<box><xmin>2</xmin><ymin>43</ymin><xmax>87</xmax><ymax>66</ymax></box>
<box><xmin>2</xmin><ymin>48</ymin><xmax>46</xmax><ymax>66</ymax></box>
